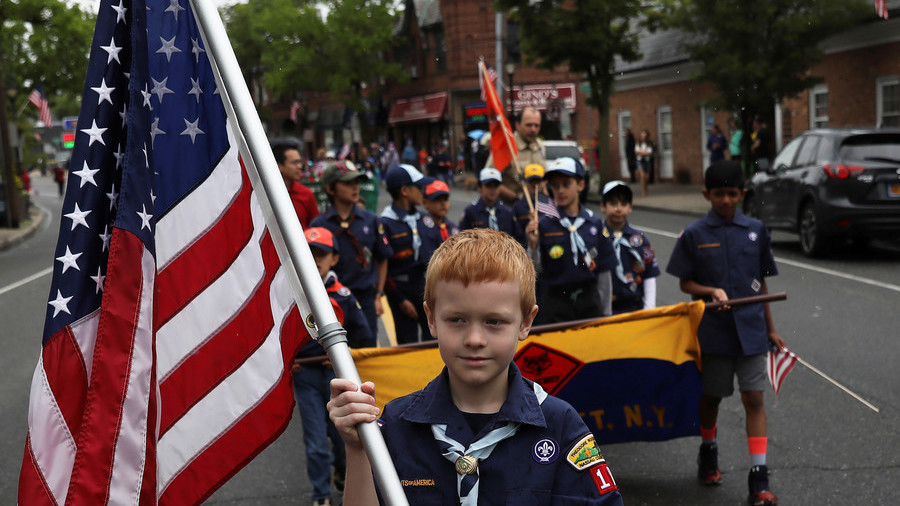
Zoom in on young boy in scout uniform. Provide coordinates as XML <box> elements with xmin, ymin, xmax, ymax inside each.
<box><xmin>600</xmin><ymin>180</ymin><xmax>659</xmax><ymax>314</ymax></box>
<box><xmin>525</xmin><ymin>157</ymin><xmax>617</xmax><ymax>323</ymax></box>
<box><xmin>420</xmin><ymin>179</ymin><xmax>459</xmax><ymax>264</ymax></box>
<box><xmin>512</xmin><ymin>163</ymin><xmax>558</xmax><ymax>231</ymax></box>
<box><xmin>379</xmin><ymin>164</ymin><xmax>434</xmax><ymax>343</ymax></box>
<box><xmin>310</xmin><ymin>161</ymin><xmax>393</xmax><ymax>338</ymax></box>
<box><xmin>460</xmin><ymin>167</ymin><xmax>525</xmax><ymax>246</ymax></box>
<box><xmin>665</xmin><ymin>161</ymin><xmax>785</xmax><ymax>506</ymax></box>
<box><xmin>294</xmin><ymin>227</ymin><xmax>372</xmax><ymax>506</ymax></box>
<box><xmin>328</xmin><ymin>229</ymin><xmax>624</xmax><ymax>506</ymax></box>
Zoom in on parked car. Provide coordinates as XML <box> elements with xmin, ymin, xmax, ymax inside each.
<box><xmin>743</xmin><ymin>128</ymin><xmax>900</xmax><ymax>256</ymax></box>
<box><xmin>543</xmin><ymin>140</ymin><xmax>594</xmax><ymax>202</ymax></box>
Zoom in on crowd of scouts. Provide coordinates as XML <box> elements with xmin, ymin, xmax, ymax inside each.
<box><xmin>276</xmin><ymin>129</ymin><xmax>782</xmax><ymax>505</ymax></box>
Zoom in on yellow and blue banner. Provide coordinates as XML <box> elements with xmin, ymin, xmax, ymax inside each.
<box><xmin>352</xmin><ymin>301</ymin><xmax>705</xmax><ymax>445</ymax></box>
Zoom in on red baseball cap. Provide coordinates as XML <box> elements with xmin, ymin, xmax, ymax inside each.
<box><xmin>305</xmin><ymin>227</ymin><xmax>337</xmax><ymax>253</ymax></box>
<box><xmin>424</xmin><ymin>179</ymin><xmax>450</xmax><ymax>200</ymax></box>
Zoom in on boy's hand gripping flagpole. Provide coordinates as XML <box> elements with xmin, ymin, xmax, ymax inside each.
<box><xmin>189</xmin><ymin>1</ymin><xmax>409</xmax><ymax>504</ymax></box>
<box><xmin>479</xmin><ymin>59</ymin><xmax>534</xmax><ymax>213</ymax></box>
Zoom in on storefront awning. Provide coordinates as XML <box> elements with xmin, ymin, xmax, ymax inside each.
<box><xmin>388</xmin><ymin>92</ymin><xmax>447</xmax><ymax>125</ymax></box>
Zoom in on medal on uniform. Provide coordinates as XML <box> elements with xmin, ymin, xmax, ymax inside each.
<box><xmin>455</xmin><ymin>455</ymin><xmax>478</xmax><ymax>475</ymax></box>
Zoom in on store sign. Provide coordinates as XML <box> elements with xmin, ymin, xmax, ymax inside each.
<box><xmin>512</xmin><ymin>84</ymin><xmax>576</xmax><ymax>112</ymax></box>
<box><xmin>464</xmin><ymin>102</ymin><xmax>488</xmax><ymax>125</ymax></box>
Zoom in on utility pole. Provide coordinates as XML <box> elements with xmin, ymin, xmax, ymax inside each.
<box><xmin>0</xmin><ymin>51</ymin><xmax>21</xmax><ymax>228</ymax></box>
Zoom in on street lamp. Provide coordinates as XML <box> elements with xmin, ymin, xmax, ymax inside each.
<box><xmin>505</xmin><ymin>62</ymin><xmax>516</xmax><ymax>124</ymax></box>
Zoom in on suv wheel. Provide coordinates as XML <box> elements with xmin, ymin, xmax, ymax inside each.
<box><xmin>799</xmin><ymin>202</ymin><xmax>827</xmax><ymax>257</ymax></box>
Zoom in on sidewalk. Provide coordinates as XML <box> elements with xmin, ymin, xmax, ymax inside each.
<box><xmin>0</xmin><ymin>200</ymin><xmax>45</xmax><ymax>251</ymax></box>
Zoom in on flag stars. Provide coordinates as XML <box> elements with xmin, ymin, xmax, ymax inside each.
<box><xmin>91</xmin><ymin>78</ymin><xmax>115</xmax><ymax>106</ymax></box>
<box><xmin>100</xmin><ymin>37</ymin><xmax>122</xmax><ymax>65</ymax></box>
<box><xmin>151</xmin><ymin>117</ymin><xmax>165</xmax><ymax>146</ymax></box>
<box><xmin>106</xmin><ymin>184</ymin><xmax>118</xmax><ymax>212</ymax></box>
<box><xmin>72</xmin><ymin>161</ymin><xmax>100</xmax><ymax>188</ymax></box>
<box><xmin>64</xmin><ymin>203</ymin><xmax>92</xmax><ymax>231</ymax></box>
<box><xmin>151</xmin><ymin>76</ymin><xmax>174</xmax><ymax>103</ymax></box>
<box><xmin>165</xmin><ymin>0</ymin><xmax>185</xmax><ymax>21</ymax></box>
<box><xmin>81</xmin><ymin>119</ymin><xmax>107</xmax><ymax>146</ymax></box>
<box><xmin>48</xmin><ymin>290</ymin><xmax>73</xmax><ymax>318</ymax></box>
<box><xmin>157</xmin><ymin>35</ymin><xmax>182</xmax><ymax>62</ymax></box>
<box><xmin>111</xmin><ymin>0</ymin><xmax>127</xmax><ymax>24</ymax></box>
<box><xmin>191</xmin><ymin>37</ymin><xmax>205</xmax><ymax>63</ymax></box>
<box><xmin>90</xmin><ymin>267</ymin><xmax>106</xmax><ymax>294</ymax></box>
<box><xmin>56</xmin><ymin>246</ymin><xmax>83</xmax><ymax>273</ymax></box>
<box><xmin>180</xmin><ymin>117</ymin><xmax>204</xmax><ymax>143</ymax></box>
<box><xmin>142</xmin><ymin>143</ymin><xmax>149</xmax><ymax>168</ymax></box>
<box><xmin>113</xmin><ymin>145</ymin><xmax>125</xmax><ymax>169</ymax></box>
<box><xmin>188</xmin><ymin>77</ymin><xmax>203</xmax><ymax>103</ymax></box>
<box><xmin>136</xmin><ymin>204</ymin><xmax>153</xmax><ymax>231</ymax></box>
<box><xmin>99</xmin><ymin>225</ymin><xmax>112</xmax><ymax>251</ymax></box>
<box><xmin>141</xmin><ymin>84</ymin><xmax>152</xmax><ymax>109</ymax></box>
<box><xmin>119</xmin><ymin>102</ymin><xmax>128</xmax><ymax>128</ymax></box>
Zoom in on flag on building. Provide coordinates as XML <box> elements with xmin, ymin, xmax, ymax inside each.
<box><xmin>875</xmin><ymin>0</ymin><xmax>889</xmax><ymax>19</ymax></box>
<box><xmin>28</xmin><ymin>86</ymin><xmax>53</xmax><ymax>126</ymax></box>
<box><xmin>767</xmin><ymin>346</ymin><xmax>798</xmax><ymax>397</ymax></box>
<box><xmin>18</xmin><ymin>1</ymin><xmax>311</xmax><ymax>504</ymax></box>
<box><xmin>289</xmin><ymin>100</ymin><xmax>300</xmax><ymax>124</ymax></box>
<box><xmin>353</xmin><ymin>301</ymin><xmax>705</xmax><ymax>445</ymax></box>
<box><xmin>478</xmin><ymin>60</ymin><xmax>518</xmax><ymax>172</ymax></box>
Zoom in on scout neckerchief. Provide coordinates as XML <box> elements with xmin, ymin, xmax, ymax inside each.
<box><xmin>559</xmin><ymin>211</ymin><xmax>590</xmax><ymax>267</ymax></box>
<box><xmin>607</xmin><ymin>226</ymin><xmax>643</xmax><ymax>285</ymax></box>
<box><xmin>439</xmin><ymin>221</ymin><xmax>450</xmax><ymax>241</ymax></box>
<box><xmin>381</xmin><ymin>205</ymin><xmax>422</xmax><ymax>261</ymax></box>
<box><xmin>332</xmin><ymin>211</ymin><xmax>369</xmax><ymax>269</ymax></box>
<box><xmin>485</xmin><ymin>205</ymin><xmax>499</xmax><ymax>230</ymax></box>
<box><xmin>431</xmin><ymin>382</ymin><xmax>548</xmax><ymax>506</ymax></box>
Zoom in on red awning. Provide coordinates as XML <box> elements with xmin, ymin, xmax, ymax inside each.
<box><xmin>388</xmin><ymin>92</ymin><xmax>448</xmax><ymax>125</ymax></box>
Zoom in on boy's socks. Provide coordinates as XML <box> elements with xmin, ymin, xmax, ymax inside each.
<box><xmin>748</xmin><ymin>436</ymin><xmax>767</xmax><ymax>467</ymax></box>
<box><xmin>701</xmin><ymin>424</ymin><xmax>717</xmax><ymax>444</ymax></box>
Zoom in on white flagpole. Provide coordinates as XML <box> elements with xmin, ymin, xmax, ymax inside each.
<box><xmin>793</xmin><ymin>355</ymin><xmax>880</xmax><ymax>413</ymax></box>
<box><xmin>189</xmin><ymin>1</ymin><xmax>409</xmax><ymax>504</ymax></box>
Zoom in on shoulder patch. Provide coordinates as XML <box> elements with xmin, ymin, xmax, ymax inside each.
<box><xmin>589</xmin><ymin>462</ymin><xmax>619</xmax><ymax>495</ymax></box>
<box><xmin>422</xmin><ymin>216</ymin><xmax>435</xmax><ymax>228</ymax></box>
<box><xmin>338</xmin><ymin>286</ymin><xmax>351</xmax><ymax>297</ymax></box>
<box><xmin>567</xmin><ymin>434</ymin><xmax>604</xmax><ymax>471</ymax></box>
<box><xmin>629</xmin><ymin>234</ymin><xmax>643</xmax><ymax>247</ymax></box>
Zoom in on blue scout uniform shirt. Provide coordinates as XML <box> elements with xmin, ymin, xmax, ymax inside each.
<box><xmin>375</xmin><ymin>365</ymin><xmax>624</xmax><ymax>505</ymax></box>
<box><xmin>296</xmin><ymin>272</ymin><xmax>373</xmax><ymax>359</ymax></box>
<box><xmin>380</xmin><ymin>204</ymin><xmax>428</xmax><ymax>277</ymax></box>
<box><xmin>419</xmin><ymin>214</ymin><xmax>459</xmax><ymax>265</ymax></box>
<box><xmin>460</xmin><ymin>198</ymin><xmax>525</xmax><ymax>246</ymax></box>
<box><xmin>310</xmin><ymin>206</ymin><xmax>393</xmax><ymax>293</ymax></box>
<box><xmin>602</xmin><ymin>222</ymin><xmax>660</xmax><ymax>308</ymax></box>
<box><xmin>666</xmin><ymin>209</ymin><xmax>778</xmax><ymax>356</ymax></box>
<box><xmin>538</xmin><ymin>206</ymin><xmax>617</xmax><ymax>289</ymax></box>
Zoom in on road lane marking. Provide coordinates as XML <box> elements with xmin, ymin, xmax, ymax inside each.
<box><xmin>637</xmin><ymin>225</ymin><xmax>900</xmax><ymax>294</ymax></box>
<box><xmin>0</xmin><ymin>267</ymin><xmax>53</xmax><ymax>297</ymax></box>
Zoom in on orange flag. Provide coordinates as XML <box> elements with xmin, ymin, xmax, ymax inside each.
<box><xmin>479</xmin><ymin>60</ymin><xmax>518</xmax><ymax>170</ymax></box>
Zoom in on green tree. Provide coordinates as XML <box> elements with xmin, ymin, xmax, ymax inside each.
<box><xmin>1</xmin><ymin>0</ymin><xmax>95</xmax><ymax>120</ymax></box>
<box><xmin>665</xmin><ymin>0</ymin><xmax>871</xmax><ymax>171</ymax></box>
<box><xmin>494</xmin><ymin>0</ymin><xmax>663</xmax><ymax>183</ymax></box>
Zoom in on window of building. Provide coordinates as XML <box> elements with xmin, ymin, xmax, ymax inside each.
<box><xmin>810</xmin><ymin>84</ymin><xmax>828</xmax><ymax>128</ymax></box>
<box><xmin>877</xmin><ymin>76</ymin><xmax>900</xmax><ymax>127</ymax></box>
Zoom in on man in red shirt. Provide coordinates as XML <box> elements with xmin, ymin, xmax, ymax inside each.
<box><xmin>272</xmin><ymin>142</ymin><xmax>319</xmax><ymax>228</ymax></box>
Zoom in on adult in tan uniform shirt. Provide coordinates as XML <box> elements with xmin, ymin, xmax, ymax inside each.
<box><xmin>486</xmin><ymin>106</ymin><xmax>546</xmax><ymax>205</ymax></box>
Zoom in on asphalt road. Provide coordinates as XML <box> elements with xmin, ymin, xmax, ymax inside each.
<box><xmin>2</xmin><ymin>177</ymin><xmax>898</xmax><ymax>504</ymax></box>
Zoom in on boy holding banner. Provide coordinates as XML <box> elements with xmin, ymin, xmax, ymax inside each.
<box><xmin>666</xmin><ymin>161</ymin><xmax>785</xmax><ymax>506</ymax></box>
<box><xmin>328</xmin><ymin>229</ymin><xmax>624</xmax><ymax>505</ymax></box>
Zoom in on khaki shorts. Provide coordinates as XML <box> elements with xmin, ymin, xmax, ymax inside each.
<box><xmin>701</xmin><ymin>353</ymin><xmax>767</xmax><ymax>398</ymax></box>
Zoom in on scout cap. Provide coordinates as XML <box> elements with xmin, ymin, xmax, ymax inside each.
<box><xmin>479</xmin><ymin>167</ymin><xmax>503</xmax><ymax>184</ymax></box>
<box><xmin>705</xmin><ymin>160</ymin><xmax>744</xmax><ymax>190</ymax></box>
<box><xmin>321</xmin><ymin>160</ymin><xmax>367</xmax><ymax>186</ymax></box>
<box><xmin>424</xmin><ymin>179</ymin><xmax>450</xmax><ymax>200</ymax></box>
<box><xmin>545</xmin><ymin>157</ymin><xmax>584</xmax><ymax>179</ymax></box>
<box><xmin>305</xmin><ymin>227</ymin><xmax>337</xmax><ymax>254</ymax></box>
<box><xmin>602</xmin><ymin>180</ymin><xmax>633</xmax><ymax>203</ymax></box>
<box><xmin>385</xmin><ymin>164</ymin><xmax>432</xmax><ymax>191</ymax></box>
<box><xmin>524</xmin><ymin>163</ymin><xmax>545</xmax><ymax>181</ymax></box>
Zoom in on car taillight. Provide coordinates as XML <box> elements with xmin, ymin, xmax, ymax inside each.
<box><xmin>823</xmin><ymin>164</ymin><xmax>865</xmax><ymax>179</ymax></box>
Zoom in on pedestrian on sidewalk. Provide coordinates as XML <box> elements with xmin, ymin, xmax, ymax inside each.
<box><xmin>634</xmin><ymin>129</ymin><xmax>653</xmax><ymax>197</ymax></box>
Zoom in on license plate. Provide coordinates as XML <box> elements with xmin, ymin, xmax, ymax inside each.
<box><xmin>890</xmin><ymin>184</ymin><xmax>900</xmax><ymax>197</ymax></box>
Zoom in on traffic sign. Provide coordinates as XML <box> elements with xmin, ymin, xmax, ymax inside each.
<box><xmin>63</xmin><ymin>116</ymin><xmax>78</xmax><ymax>130</ymax></box>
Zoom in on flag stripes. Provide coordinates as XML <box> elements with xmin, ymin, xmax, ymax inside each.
<box><xmin>29</xmin><ymin>87</ymin><xmax>53</xmax><ymax>126</ymax></box>
<box><xmin>767</xmin><ymin>347</ymin><xmax>798</xmax><ymax>396</ymax></box>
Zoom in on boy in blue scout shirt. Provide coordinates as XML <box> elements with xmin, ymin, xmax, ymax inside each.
<box><xmin>460</xmin><ymin>167</ymin><xmax>525</xmax><ymax>247</ymax></box>
<box><xmin>665</xmin><ymin>161</ymin><xmax>785</xmax><ymax>506</ymax></box>
<box><xmin>380</xmin><ymin>164</ymin><xmax>434</xmax><ymax>344</ymax></box>
<box><xmin>525</xmin><ymin>157</ymin><xmax>617</xmax><ymax>323</ymax></box>
<box><xmin>310</xmin><ymin>161</ymin><xmax>394</xmax><ymax>339</ymax></box>
<box><xmin>294</xmin><ymin>227</ymin><xmax>373</xmax><ymax>506</ymax></box>
<box><xmin>513</xmin><ymin>163</ymin><xmax>558</xmax><ymax>231</ymax></box>
<box><xmin>600</xmin><ymin>181</ymin><xmax>659</xmax><ymax>314</ymax></box>
<box><xmin>328</xmin><ymin>229</ymin><xmax>624</xmax><ymax>506</ymax></box>
<box><xmin>420</xmin><ymin>179</ymin><xmax>459</xmax><ymax>263</ymax></box>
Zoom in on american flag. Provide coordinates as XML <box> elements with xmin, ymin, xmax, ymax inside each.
<box><xmin>875</xmin><ymin>0</ymin><xmax>889</xmax><ymax>19</ymax></box>
<box><xmin>767</xmin><ymin>346</ymin><xmax>798</xmax><ymax>397</ymax></box>
<box><xmin>28</xmin><ymin>86</ymin><xmax>53</xmax><ymax>126</ymax></box>
<box><xmin>18</xmin><ymin>0</ymin><xmax>310</xmax><ymax>504</ymax></box>
<box><xmin>536</xmin><ymin>191</ymin><xmax>560</xmax><ymax>219</ymax></box>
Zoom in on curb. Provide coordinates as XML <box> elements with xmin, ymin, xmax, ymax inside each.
<box><xmin>632</xmin><ymin>203</ymin><xmax>706</xmax><ymax>218</ymax></box>
<box><xmin>0</xmin><ymin>203</ymin><xmax>47</xmax><ymax>252</ymax></box>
